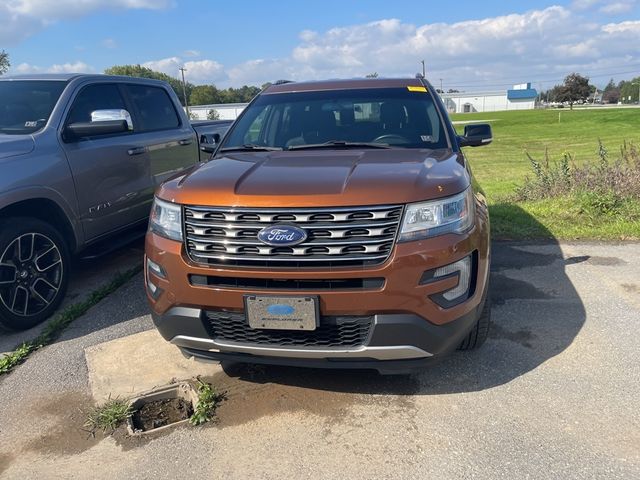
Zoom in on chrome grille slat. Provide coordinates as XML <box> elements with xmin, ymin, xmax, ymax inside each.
<box><xmin>184</xmin><ymin>205</ymin><xmax>403</xmax><ymax>267</ymax></box>
<box><xmin>184</xmin><ymin>219</ymin><xmax>400</xmax><ymax>229</ymax></box>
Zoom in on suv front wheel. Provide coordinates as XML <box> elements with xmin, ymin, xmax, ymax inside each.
<box><xmin>0</xmin><ymin>218</ymin><xmax>70</xmax><ymax>331</ymax></box>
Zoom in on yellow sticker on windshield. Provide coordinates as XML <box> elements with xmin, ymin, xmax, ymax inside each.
<box><xmin>407</xmin><ymin>86</ymin><xmax>427</xmax><ymax>92</ymax></box>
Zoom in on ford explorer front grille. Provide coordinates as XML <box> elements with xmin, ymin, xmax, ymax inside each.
<box><xmin>204</xmin><ymin>310</ymin><xmax>373</xmax><ymax>348</ymax></box>
<box><xmin>183</xmin><ymin>205</ymin><xmax>403</xmax><ymax>267</ymax></box>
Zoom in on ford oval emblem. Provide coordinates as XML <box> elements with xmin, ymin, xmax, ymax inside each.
<box><xmin>257</xmin><ymin>224</ymin><xmax>307</xmax><ymax>247</ymax></box>
<box><xmin>267</xmin><ymin>304</ymin><xmax>295</xmax><ymax>316</ymax></box>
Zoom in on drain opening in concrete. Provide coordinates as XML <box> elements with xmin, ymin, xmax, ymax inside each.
<box><xmin>127</xmin><ymin>382</ymin><xmax>199</xmax><ymax>435</ymax></box>
<box><xmin>132</xmin><ymin>397</ymin><xmax>194</xmax><ymax>431</ymax></box>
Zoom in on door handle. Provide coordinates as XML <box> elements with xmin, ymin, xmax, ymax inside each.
<box><xmin>127</xmin><ymin>146</ymin><xmax>146</xmax><ymax>156</ymax></box>
<box><xmin>178</xmin><ymin>138</ymin><xmax>193</xmax><ymax>146</ymax></box>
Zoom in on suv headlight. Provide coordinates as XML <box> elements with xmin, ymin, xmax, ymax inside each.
<box><xmin>399</xmin><ymin>188</ymin><xmax>475</xmax><ymax>242</ymax></box>
<box><xmin>149</xmin><ymin>197</ymin><xmax>183</xmax><ymax>241</ymax></box>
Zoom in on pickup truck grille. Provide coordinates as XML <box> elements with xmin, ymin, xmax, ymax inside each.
<box><xmin>184</xmin><ymin>205</ymin><xmax>403</xmax><ymax>267</ymax></box>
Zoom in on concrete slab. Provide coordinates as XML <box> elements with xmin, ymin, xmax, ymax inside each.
<box><xmin>85</xmin><ymin>329</ymin><xmax>221</xmax><ymax>402</ymax></box>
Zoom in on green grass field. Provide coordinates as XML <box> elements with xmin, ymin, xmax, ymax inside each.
<box><xmin>451</xmin><ymin>108</ymin><xmax>640</xmax><ymax>240</ymax></box>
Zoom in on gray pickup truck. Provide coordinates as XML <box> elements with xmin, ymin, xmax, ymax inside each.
<box><xmin>0</xmin><ymin>73</ymin><xmax>230</xmax><ymax>330</ymax></box>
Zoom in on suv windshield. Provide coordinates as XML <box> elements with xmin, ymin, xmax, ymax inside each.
<box><xmin>0</xmin><ymin>80</ymin><xmax>67</xmax><ymax>135</ymax></box>
<box><xmin>222</xmin><ymin>87</ymin><xmax>449</xmax><ymax>151</ymax></box>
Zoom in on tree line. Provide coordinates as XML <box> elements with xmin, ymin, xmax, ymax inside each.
<box><xmin>0</xmin><ymin>50</ymin><xmax>9</xmax><ymax>75</ymax></box>
<box><xmin>600</xmin><ymin>77</ymin><xmax>640</xmax><ymax>104</ymax></box>
<box><xmin>104</xmin><ymin>65</ymin><xmax>264</xmax><ymax>106</ymax></box>
<box><xmin>541</xmin><ymin>72</ymin><xmax>640</xmax><ymax>106</ymax></box>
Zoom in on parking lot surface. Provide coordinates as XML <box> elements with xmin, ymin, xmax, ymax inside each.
<box><xmin>0</xmin><ymin>241</ymin><xmax>638</xmax><ymax>479</ymax></box>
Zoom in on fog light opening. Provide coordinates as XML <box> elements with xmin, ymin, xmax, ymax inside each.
<box><xmin>434</xmin><ymin>255</ymin><xmax>471</xmax><ymax>301</ymax></box>
<box><xmin>146</xmin><ymin>257</ymin><xmax>166</xmax><ymax>278</ymax></box>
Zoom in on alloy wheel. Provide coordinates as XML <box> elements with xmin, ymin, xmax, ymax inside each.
<box><xmin>0</xmin><ymin>232</ymin><xmax>64</xmax><ymax>317</ymax></box>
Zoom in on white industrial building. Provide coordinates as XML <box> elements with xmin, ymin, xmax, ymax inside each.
<box><xmin>188</xmin><ymin>103</ymin><xmax>247</xmax><ymax>120</ymax></box>
<box><xmin>441</xmin><ymin>83</ymin><xmax>538</xmax><ymax>113</ymax></box>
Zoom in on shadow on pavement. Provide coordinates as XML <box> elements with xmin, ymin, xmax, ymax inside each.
<box><xmin>220</xmin><ymin>205</ymin><xmax>587</xmax><ymax>395</ymax></box>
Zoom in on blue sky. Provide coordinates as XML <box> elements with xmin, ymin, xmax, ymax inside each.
<box><xmin>2</xmin><ymin>0</ymin><xmax>639</xmax><ymax>89</ymax></box>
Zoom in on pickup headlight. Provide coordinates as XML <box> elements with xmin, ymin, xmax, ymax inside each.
<box><xmin>399</xmin><ymin>188</ymin><xmax>475</xmax><ymax>242</ymax></box>
<box><xmin>149</xmin><ymin>197</ymin><xmax>183</xmax><ymax>241</ymax></box>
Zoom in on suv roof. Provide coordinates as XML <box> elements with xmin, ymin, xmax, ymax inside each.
<box><xmin>264</xmin><ymin>77</ymin><xmax>428</xmax><ymax>94</ymax></box>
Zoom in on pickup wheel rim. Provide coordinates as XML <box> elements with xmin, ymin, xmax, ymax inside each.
<box><xmin>0</xmin><ymin>233</ymin><xmax>64</xmax><ymax>317</ymax></box>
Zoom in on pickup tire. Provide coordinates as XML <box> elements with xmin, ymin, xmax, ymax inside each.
<box><xmin>0</xmin><ymin>218</ymin><xmax>70</xmax><ymax>331</ymax></box>
<box><xmin>458</xmin><ymin>294</ymin><xmax>491</xmax><ymax>351</ymax></box>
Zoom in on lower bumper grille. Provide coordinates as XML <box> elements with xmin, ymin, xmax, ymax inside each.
<box><xmin>204</xmin><ymin>310</ymin><xmax>373</xmax><ymax>348</ymax></box>
<box><xmin>190</xmin><ymin>275</ymin><xmax>385</xmax><ymax>291</ymax></box>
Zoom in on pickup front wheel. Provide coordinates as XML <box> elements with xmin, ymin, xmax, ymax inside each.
<box><xmin>0</xmin><ymin>218</ymin><xmax>70</xmax><ymax>331</ymax></box>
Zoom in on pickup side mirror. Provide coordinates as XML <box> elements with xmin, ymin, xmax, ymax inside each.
<box><xmin>65</xmin><ymin>120</ymin><xmax>129</xmax><ymax>139</ymax></box>
<box><xmin>458</xmin><ymin>123</ymin><xmax>493</xmax><ymax>148</ymax></box>
<box><xmin>90</xmin><ymin>109</ymin><xmax>134</xmax><ymax>130</ymax></box>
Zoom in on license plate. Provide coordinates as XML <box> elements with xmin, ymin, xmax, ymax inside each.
<box><xmin>245</xmin><ymin>295</ymin><xmax>318</xmax><ymax>331</ymax></box>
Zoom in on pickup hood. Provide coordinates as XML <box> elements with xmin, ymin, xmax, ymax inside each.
<box><xmin>158</xmin><ymin>148</ymin><xmax>470</xmax><ymax>207</ymax></box>
<box><xmin>0</xmin><ymin>135</ymin><xmax>35</xmax><ymax>160</ymax></box>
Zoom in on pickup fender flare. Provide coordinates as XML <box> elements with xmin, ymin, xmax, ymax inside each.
<box><xmin>0</xmin><ymin>185</ymin><xmax>84</xmax><ymax>252</ymax></box>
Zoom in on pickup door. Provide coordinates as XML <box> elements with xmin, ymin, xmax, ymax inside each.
<box><xmin>123</xmin><ymin>83</ymin><xmax>198</xmax><ymax>185</ymax></box>
<box><xmin>60</xmin><ymin>82</ymin><xmax>197</xmax><ymax>241</ymax></box>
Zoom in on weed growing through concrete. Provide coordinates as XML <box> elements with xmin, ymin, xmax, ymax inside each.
<box><xmin>84</xmin><ymin>397</ymin><xmax>133</xmax><ymax>434</ymax></box>
<box><xmin>190</xmin><ymin>378</ymin><xmax>223</xmax><ymax>426</ymax></box>
<box><xmin>0</xmin><ymin>265</ymin><xmax>142</xmax><ymax>376</ymax></box>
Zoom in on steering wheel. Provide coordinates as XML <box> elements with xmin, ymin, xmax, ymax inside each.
<box><xmin>372</xmin><ymin>134</ymin><xmax>411</xmax><ymax>144</ymax></box>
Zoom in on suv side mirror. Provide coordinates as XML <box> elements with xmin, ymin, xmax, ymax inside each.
<box><xmin>458</xmin><ymin>123</ymin><xmax>493</xmax><ymax>148</ymax></box>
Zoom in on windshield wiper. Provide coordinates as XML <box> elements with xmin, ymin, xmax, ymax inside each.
<box><xmin>288</xmin><ymin>140</ymin><xmax>391</xmax><ymax>150</ymax></box>
<box><xmin>219</xmin><ymin>144</ymin><xmax>283</xmax><ymax>152</ymax></box>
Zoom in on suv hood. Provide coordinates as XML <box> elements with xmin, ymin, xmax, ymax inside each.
<box><xmin>0</xmin><ymin>135</ymin><xmax>35</xmax><ymax>160</ymax></box>
<box><xmin>158</xmin><ymin>149</ymin><xmax>470</xmax><ymax>207</ymax></box>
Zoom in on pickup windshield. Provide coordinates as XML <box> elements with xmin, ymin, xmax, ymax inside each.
<box><xmin>221</xmin><ymin>87</ymin><xmax>449</xmax><ymax>151</ymax></box>
<box><xmin>0</xmin><ymin>80</ymin><xmax>67</xmax><ymax>135</ymax></box>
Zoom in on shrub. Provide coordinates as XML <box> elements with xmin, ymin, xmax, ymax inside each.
<box><xmin>515</xmin><ymin>140</ymin><xmax>640</xmax><ymax>204</ymax></box>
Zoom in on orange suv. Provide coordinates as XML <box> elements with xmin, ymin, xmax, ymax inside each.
<box><xmin>145</xmin><ymin>77</ymin><xmax>493</xmax><ymax>373</ymax></box>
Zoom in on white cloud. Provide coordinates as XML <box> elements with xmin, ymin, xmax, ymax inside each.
<box><xmin>13</xmin><ymin>61</ymin><xmax>94</xmax><ymax>74</ymax></box>
<box><xmin>101</xmin><ymin>38</ymin><xmax>117</xmax><ymax>49</ymax></box>
<box><xmin>571</xmin><ymin>0</ymin><xmax>601</xmax><ymax>10</ymax></box>
<box><xmin>211</xmin><ymin>6</ymin><xmax>640</xmax><ymax>89</ymax></box>
<box><xmin>143</xmin><ymin>57</ymin><xmax>226</xmax><ymax>84</ymax></box>
<box><xmin>600</xmin><ymin>1</ymin><xmax>635</xmax><ymax>14</ymax></box>
<box><xmin>0</xmin><ymin>0</ymin><xmax>171</xmax><ymax>44</ymax></box>
<box><xmin>183</xmin><ymin>49</ymin><xmax>200</xmax><ymax>57</ymax></box>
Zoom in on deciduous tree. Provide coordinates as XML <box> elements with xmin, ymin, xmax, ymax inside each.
<box><xmin>556</xmin><ymin>73</ymin><xmax>591</xmax><ymax>109</ymax></box>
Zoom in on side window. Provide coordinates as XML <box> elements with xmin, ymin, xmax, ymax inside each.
<box><xmin>67</xmin><ymin>84</ymin><xmax>127</xmax><ymax>125</ymax></box>
<box><xmin>126</xmin><ymin>85</ymin><xmax>181</xmax><ymax>132</ymax></box>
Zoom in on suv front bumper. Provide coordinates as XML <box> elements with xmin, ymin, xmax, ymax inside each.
<box><xmin>146</xmin><ymin>210</ymin><xmax>489</xmax><ymax>372</ymax></box>
<box><xmin>152</xmin><ymin>301</ymin><xmax>485</xmax><ymax>372</ymax></box>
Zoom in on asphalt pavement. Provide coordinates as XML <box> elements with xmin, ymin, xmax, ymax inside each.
<box><xmin>0</xmin><ymin>241</ymin><xmax>638</xmax><ymax>479</ymax></box>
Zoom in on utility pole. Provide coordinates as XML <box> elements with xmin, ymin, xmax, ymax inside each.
<box><xmin>634</xmin><ymin>82</ymin><xmax>640</xmax><ymax>105</ymax></box>
<box><xmin>179</xmin><ymin>67</ymin><xmax>189</xmax><ymax>117</ymax></box>
<box><xmin>420</xmin><ymin>60</ymin><xmax>426</xmax><ymax>78</ymax></box>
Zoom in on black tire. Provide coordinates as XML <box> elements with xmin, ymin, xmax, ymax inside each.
<box><xmin>458</xmin><ymin>294</ymin><xmax>491</xmax><ymax>351</ymax></box>
<box><xmin>0</xmin><ymin>217</ymin><xmax>70</xmax><ymax>331</ymax></box>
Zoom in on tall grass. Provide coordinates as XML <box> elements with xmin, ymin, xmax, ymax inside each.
<box><xmin>515</xmin><ymin>141</ymin><xmax>640</xmax><ymax>217</ymax></box>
